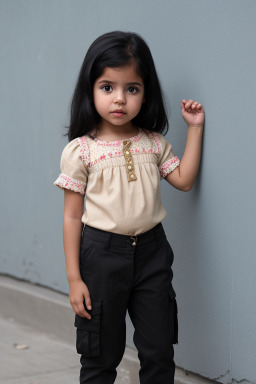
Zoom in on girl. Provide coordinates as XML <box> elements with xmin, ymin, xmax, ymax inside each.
<box><xmin>54</xmin><ymin>30</ymin><xmax>204</xmax><ymax>384</ymax></box>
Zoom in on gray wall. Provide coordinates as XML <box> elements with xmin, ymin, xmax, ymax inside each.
<box><xmin>1</xmin><ymin>1</ymin><xmax>255</xmax><ymax>383</ymax></box>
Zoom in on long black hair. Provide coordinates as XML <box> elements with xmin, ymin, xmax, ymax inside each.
<box><xmin>64</xmin><ymin>30</ymin><xmax>170</xmax><ymax>141</ymax></box>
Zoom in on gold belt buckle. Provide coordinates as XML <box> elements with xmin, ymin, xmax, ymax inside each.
<box><xmin>130</xmin><ymin>235</ymin><xmax>138</xmax><ymax>246</ymax></box>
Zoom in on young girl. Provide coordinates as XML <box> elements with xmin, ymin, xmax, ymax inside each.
<box><xmin>54</xmin><ymin>30</ymin><xmax>204</xmax><ymax>384</ymax></box>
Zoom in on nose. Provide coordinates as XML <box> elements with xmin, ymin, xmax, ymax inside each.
<box><xmin>114</xmin><ymin>90</ymin><xmax>126</xmax><ymax>105</ymax></box>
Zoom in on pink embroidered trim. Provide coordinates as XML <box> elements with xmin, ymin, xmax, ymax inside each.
<box><xmin>150</xmin><ymin>131</ymin><xmax>162</xmax><ymax>153</ymax></box>
<box><xmin>89</xmin><ymin>150</ymin><xmax>123</xmax><ymax>167</ymax></box>
<box><xmin>54</xmin><ymin>173</ymin><xmax>86</xmax><ymax>195</ymax></box>
<box><xmin>78</xmin><ymin>136</ymin><xmax>90</xmax><ymax>167</ymax></box>
<box><xmin>159</xmin><ymin>156</ymin><xmax>181</xmax><ymax>179</ymax></box>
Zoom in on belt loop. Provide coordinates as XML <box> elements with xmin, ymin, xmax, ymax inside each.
<box><xmin>105</xmin><ymin>232</ymin><xmax>112</xmax><ymax>250</ymax></box>
<box><xmin>153</xmin><ymin>226</ymin><xmax>159</xmax><ymax>248</ymax></box>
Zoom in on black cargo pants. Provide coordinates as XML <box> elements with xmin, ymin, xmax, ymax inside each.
<box><xmin>74</xmin><ymin>222</ymin><xmax>178</xmax><ymax>384</ymax></box>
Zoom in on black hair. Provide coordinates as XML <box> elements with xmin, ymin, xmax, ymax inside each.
<box><xmin>63</xmin><ymin>30</ymin><xmax>170</xmax><ymax>141</ymax></box>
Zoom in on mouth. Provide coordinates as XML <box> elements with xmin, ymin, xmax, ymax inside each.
<box><xmin>111</xmin><ymin>110</ymin><xmax>126</xmax><ymax>117</ymax></box>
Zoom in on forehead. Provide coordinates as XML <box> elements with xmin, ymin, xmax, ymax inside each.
<box><xmin>96</xmin><ymin>64</ymin><xmax>143</xmax><ymax>83</ymax></box>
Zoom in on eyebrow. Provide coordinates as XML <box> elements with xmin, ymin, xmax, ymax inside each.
<box><xmin>97</xmin><ymin>80</ymin><xmax>143</xmax><ymax>87</ymax></box>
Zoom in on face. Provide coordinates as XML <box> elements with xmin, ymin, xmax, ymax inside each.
<box><xmin>93</xmin><ymin>63</ymin><xmax>145</xmax><ymax>131</ymax></box>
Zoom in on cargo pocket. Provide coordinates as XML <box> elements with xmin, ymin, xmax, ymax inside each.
<box><xmin>74</xmin><ymin>300</ymin><xmax>102</xmax><ymax>356</ymax></box>
<box><xmin>167</xmin><ymin>285</ymin><xmax>178</xmax><ymax>344</ymax></box>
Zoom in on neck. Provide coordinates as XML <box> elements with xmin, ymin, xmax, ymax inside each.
<box><xmin>96</xmin><ymin>121</ymin><xmax>139</xmax><ymax>137</ymax></box>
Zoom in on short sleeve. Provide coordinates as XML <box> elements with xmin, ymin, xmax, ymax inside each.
<box><xmin>53</xmin><ymin>137</ymin><xmax>88</xmax><ymax>195</ymax></box>
<box><xmin>156</xmin><ymin>133</ymin><xmax>181</xmax><ymax>180</ymax></box>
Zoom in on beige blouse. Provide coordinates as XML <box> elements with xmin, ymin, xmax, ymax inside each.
<box><xmin>54</xmin><ymin>127</ymin><xmax>180</xmax><ymax>236</ymax></box>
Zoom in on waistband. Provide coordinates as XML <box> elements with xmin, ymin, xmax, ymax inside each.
<box><xmin>82</xmin><ymin>222</ymin><xmax>167</xmax><ymax>248</ymax></box>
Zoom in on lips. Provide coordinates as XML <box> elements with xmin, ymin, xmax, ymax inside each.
<box><xmin>111</xmin><ymin>110</ymin><xmax>126</xmax><ymax>118</ymax></box>
<box><xmin>111</xmin><ymin>110</ymin><xmax>126</xmax><ymax>114</ymax></box>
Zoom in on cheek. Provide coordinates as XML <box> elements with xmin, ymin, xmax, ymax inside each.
<box><xmin>93</xmin><ymin>93</ymin><xmax>106</xmax><ymax>113</ymax></box>
<box><xmin>131</xmin><ymin>96</ymin><xmax>144</xmax><ymax>112</ymax></box>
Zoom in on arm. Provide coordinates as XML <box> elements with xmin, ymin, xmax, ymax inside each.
<box><xmin>63</xmin><ymin>189</ymin><xmax>84</xmax><ymax>282</ymax></box>
<box><xmin>165</xmin><ymin>124</ymin><xmax>204</xmax><ymax>191</ymax></box>
<box><xmin>165</xmin><ymin>99</ymin><xmax>204</xmax><ymax>191</ymax></box>
<box><xmin>63</xmin><ymin>189</ymin><xmax>92</xmax><ymax>318</ymax></box>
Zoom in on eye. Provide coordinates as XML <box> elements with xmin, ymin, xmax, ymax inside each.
<box><xmin>127</xmin><ymin>86</ymin><xmax>139</xmax><ymax>94</ymax></box>
<box><xmin>101</xmin><ymin>85</ymin><xmax>112</xmax><ymax>92</ymax></box>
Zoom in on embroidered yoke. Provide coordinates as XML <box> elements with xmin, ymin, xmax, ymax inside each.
<box><xmin>54</xmin><ymin>127</ymin><xmax>180</xmax><ymax>236</ymax></box>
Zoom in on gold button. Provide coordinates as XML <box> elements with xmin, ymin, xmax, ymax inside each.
<box><xmin>125</xmin><ymin>151</ymin><xmax>130</xmax><ymax>155</ymax></box>
<box><xmin>130</xmin><ymin>174</ymin><xmax>134</xmax><ymax>178</ymax></box>
<box><xmin>128</xmin><ymin>165</ymin><xmax>132</xmax><ymax>170</ymax></box>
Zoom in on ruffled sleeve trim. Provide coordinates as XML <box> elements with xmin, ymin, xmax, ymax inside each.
<box><xmin>54</xmin><ymin>172</ymin><xmax>86</xmax><ymax>195</ymax></box>
<box><xmin>53</xmin><ymin>136</ymin><xmax>89</xmax><ymax>195</ymax></box>
<box><xmin>159</xmin><ymin>156</ymin><xmax>180</xmax><ymax>180</ymax></box>
<box><xmin>154</xmin><ymin>132</ymin><xmax>181</xmax><ymax>180</ymax></box>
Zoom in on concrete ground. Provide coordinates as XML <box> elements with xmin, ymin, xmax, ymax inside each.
<box><xmin>0</xmin><ymin>315</ymin><xmax>140</xmax><ymax>384</ymax></box>
<box><xmin>0</xmin><ymin>274</ymin><xmax>216</xmax><ymax>384</ymax></box>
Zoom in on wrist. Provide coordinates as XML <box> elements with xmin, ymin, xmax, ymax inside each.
<box><xmin>67</xmin><ymin>274</ymin><xmax>82</xmax><ymax>284</ymax></box>
<box><xmin>188</xmin><ymin>124</ymin><xmax>204</xmax><ymax>129</ymax></box>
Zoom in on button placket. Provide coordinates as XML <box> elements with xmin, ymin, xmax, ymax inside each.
<box><xmin>123</xmin><ymin>140</ymin><xmax>137</xmax><ymax>181</ymax></box>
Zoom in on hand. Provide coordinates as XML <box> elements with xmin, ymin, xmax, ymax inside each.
<box><xmin>181</xmin><ymin>99</ymin><xmax>205</xmax><ymax>127</ymax></box>
<box><xmin>69</xmin><ymin>278</ymin><xmax>92</xmax><ymax>319</ymax></box>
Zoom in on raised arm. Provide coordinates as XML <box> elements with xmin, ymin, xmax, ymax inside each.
<box><xmin>165</xmin><ymin>99</ymin><xmax>204</xmax><ymax>191</ymax></box>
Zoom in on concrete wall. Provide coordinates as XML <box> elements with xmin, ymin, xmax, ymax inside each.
<box><xmin>1</xmin><ymin>1</ymin><xmax>255</xmax><ymax>382</ymax></box>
